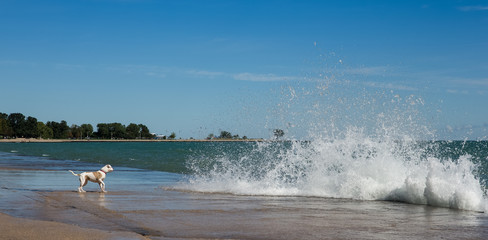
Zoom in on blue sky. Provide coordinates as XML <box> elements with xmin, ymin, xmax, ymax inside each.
<box><xmin>1</xmin><ymin>0</ymin><xmax>488</xmax><ymax>140</ymax></box>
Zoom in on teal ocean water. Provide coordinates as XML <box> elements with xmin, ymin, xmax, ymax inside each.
<box><xmin>0</xmin><ymin>140</ymin><xmax>487</xmax><ymax>211</ymax></box>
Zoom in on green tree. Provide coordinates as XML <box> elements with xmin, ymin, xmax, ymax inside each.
<box><xmin>219</xmin><ymin>130</ymin><xmax>232</xmax><ymax>139</ymax></box>
<box><xmin>0</xmin><ymin>112</ymin><xmax>154</xmax><ymax>140</ymax></box>
<box><xmin>47</xmin><ymin>120</ymin><xmax>70</xmax><ymax>139</ymax></box>
<box><xmin>0</xmin><ymin>118</ymin><xmax>13</xmax><ymax>138</ymax></box>
<box><xmin>139</xmin><ymin>124</ymin><xmax>153</xmax><ymax>139</ymax></box>
<box><xmin>126</xmin><ymin>123</ymin><xmax>140</xmax><ymax>139</ymax></box>
<box><xmin>24</xmin><ymin>116</ymin><xmax>38</xmax><ymax>138</ymax></box>
<box><xmin>37</xmin><ymin>122</ymin><xmax>53</xmax><ymax>139</ymax></box>
<box><xmin>71</xmin><ymin>125</ymin><xmax>82</xmax><ymax>139</ymax></box>
<box><xmin>96</xmin><ymin>123</ymin><xmax>110</xmax><ymax>139</ymax></box>
<box><xmin>169</xmin><ymin>132</ymin><xmax>176</xmax><ymax>140</ymax></box>
<box><xmin>59</xmin><ymin>120</ymin><xmax>70</xmax><ymax>139</ymax></box>
<box><xmin>0</xmin><ymin>113</ymin><xmax>13</xmax><ymax>138</ymax></box>
<box><xmin>110</xmin><ymin>123</ymin><xmax>126</xmax><ymax>139</ymax></box>
<box><xmin>7</xmin><ymin>113</ymin><xmax>26</xmax><ymax>138</ymax></box>
<box><xmin>97</xmin><ymin>123</ymin><xmax>126</xmax><ymax>139</ymax></box>
<box><xmin>80</xmin><ymin>124</ymin><xmax>93</xmax><ymax>139</ymax></box>
<box><xmin>273</xmin><ymin>129</ymin><xmax>285</xmax><ymax>139</ymax></box>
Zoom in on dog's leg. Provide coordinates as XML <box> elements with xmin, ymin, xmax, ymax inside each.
<box><xmin>99</xmin><ymin>180</ymin><xmax>106</xmax><ymax>193</ymax></box>
<box><xmin>78</xmin><ymin>176</ymin><xmax>87</xmax><ymax>192</ymax></box>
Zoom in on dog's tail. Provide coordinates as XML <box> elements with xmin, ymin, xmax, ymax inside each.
<box><xmin>69</xmin><ymin>170</ymin><xmax>80</xmax><ymax>176</ymax></box>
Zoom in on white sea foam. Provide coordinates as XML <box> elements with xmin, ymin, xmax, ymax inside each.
<box><xmin>182</xmin><ymin>74</ymin><xmax>487</xmax><ymax>212</ymax></box>
<box><xmin>183</xmin><ymin>131</ymin><xmax>487</xmax><ymax>212</ymax></box>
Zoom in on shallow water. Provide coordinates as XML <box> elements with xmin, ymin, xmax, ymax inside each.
<box><xmin>0</xmin><ymin>153</ymin><xmax>487</xmax><ymax>239</ymax></box>
<box><xmin>1</xmin><ymin>140</ymin><xmax>488</xmax><ymax>212</ymax></box>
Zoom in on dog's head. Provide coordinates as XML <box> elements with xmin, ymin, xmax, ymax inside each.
<box><xmin>102</xmin><ymin>164</ymin><xmax>114</xmax><ymax>173</ymax></box>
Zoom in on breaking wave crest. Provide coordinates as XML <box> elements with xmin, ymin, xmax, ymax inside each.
<box><xmin>180</xmin><ymin>73</ymin><xmax>487</xmax><ymax>212</ymax></box>
<box><xmin>182</xmin><ymin>132</ymin><xmax>487</xmax><ymax>211</ymax></box>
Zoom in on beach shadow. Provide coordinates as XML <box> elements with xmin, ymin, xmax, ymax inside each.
<box><xmin>59</xmin><ymin>191</ymin><xmax>163</xmax><ymax>237</ymax></box>
<box><xmin>1</xmin><ymin>186</ymin><xmax>57</xmax><ymax>193</ymax></box>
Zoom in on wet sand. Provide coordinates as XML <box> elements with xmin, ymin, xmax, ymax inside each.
<box><xmin>0</xmin><ymin>212</ymin><xmax>146</xmax><ymax>240</ymax></box>
<box><xmin>1</xmin><ymin>158</ymin><xmax>488</xmax><ymax>239</ymax></box>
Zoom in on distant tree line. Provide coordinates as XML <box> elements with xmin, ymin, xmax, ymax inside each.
<box><xmin>207</xmin><ymin>130</ymin><xmax>248</xmax><ymax>140</ymax></box>
<box><xmin>0</xmin><ymin>112</ymin><xmax>154</xmax><ymax>139</ymax></box>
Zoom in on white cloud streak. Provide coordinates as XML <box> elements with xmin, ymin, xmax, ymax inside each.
<box><xmin>232</xmin><ymin>73</ymin><xmax>301</xmax><ymax>82</ymax></box>
<box><xmin>363</xmin><ymin>81</ymin><xmax>418</xmax><ymax>91</ymax></box>
<box><xmin>458</xmin><ymin>5</ymin><xmax>488</xmax><ymax>11</ymax></box>
<box><xmin>108</xmin><ymin>64</ymin><xmax>302</xmax><ymax>82</ymax></box>
<box><xmin>345</xmin><ymin>66</ymin><xmax>389</xmax><ymax>76</ymax></box>
<box><xmin>453</xmin><ymin>79</ymin><xmax>488</xmax><ymax>86</ymax></box>
<box><xmin>186</xmin><ymin>70</ymin><xmax>226</xmax><ymax>78</ymax></box>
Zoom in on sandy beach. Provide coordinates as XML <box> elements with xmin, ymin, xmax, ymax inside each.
<box><xmin>1</xmin><ymin>152</ymin><xmax>488</xmax><ymax>239</ymax></box>
<box><xmin>0</xmin><ymin>212</ymin><xmax>146</xmax><ymax>240</ymax></box>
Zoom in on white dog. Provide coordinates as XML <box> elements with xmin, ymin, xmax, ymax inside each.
<box><xmin>69</xmin><ymin>164</ymin><xmax>114</xmax><ymax>193</ymax></box>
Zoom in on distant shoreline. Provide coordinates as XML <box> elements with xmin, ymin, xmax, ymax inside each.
<box><xmin>0</xmin><ymin>138</ymin><xmax>266</xmax><ymax>143</ymax></box>
<box><xmin>2</xmin><ymin>138</ymin><xmax>481</xmax><ymax>143</ymax></box>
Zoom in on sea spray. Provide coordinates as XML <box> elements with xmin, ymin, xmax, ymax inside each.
<box><xmin>183</xmin><ymin>132</ymin><xmax>487</xmax><ymax>211</ymax></box>
<box><xmin>423</xmin><ymin>155</ymin><xmax>485</xmax><ymax>210</ymax></box>
<box><xmin>181</xmin><ymin>70</ymin><xmax>487</xmax><ymax>211</ymax></box>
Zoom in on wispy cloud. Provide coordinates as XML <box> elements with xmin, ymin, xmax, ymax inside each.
<box><xmin>145</xmin><ymin>72</ymin><xmax>167</xmax><ymax>78</ymax></box>
<box><xmin>452</xmin><ymin>78</ymin><xmax>488</xmax><ymax>86</ymax></box>
<box><xmin>446</xmin><ymin>89</ymin><xmax>469</xmax><ymax>94</ymax></box>
<box><xmin>458</xmin><ymin>5</ymin><xmax>488</xmax><ymax>11</ymax></box>
<box><xmin>233</xmin><ymin>73</ymin><xmax>301</xmax><ymax>82</ymax></box>
<box><xmin>444</xmin><ymin>123</ymin><xmax>488</xmax><ymax>134</ymax></box>
<box><xmin>186</xmin><ymin>70</ymin><xmax>225</xmax><ymax>78</ymax></box>
<box><xmin>345</xmin><ymin>66</ymin><xmax>390</xmax><ymax>76</ymax></box>
<box><xmin>104</xmin><ymin>64</ymin><xmax>301</xmax><ymax>82</ymax></box>
<box><xmin>363</xmin><ymin>81</ymin><xmax>418</xmax><ymax>91</ymax></box>
<box><xmin>443</xmin><ymin>78</ymin><xmax>488</xmax><ymax>95</ymax></box>
<box><xmin>338</xmin><ymin>65</ymin><xmax>418</xmax><ymax>91</ymax></box>
<box><xmin>54</xmin><ymin>63</ymin><xmax>86</xmax><ymax>70</ymax></box>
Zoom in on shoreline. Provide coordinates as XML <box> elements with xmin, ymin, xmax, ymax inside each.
<box><xmin>2</xmin><ymin>138</ymin><xmax>486</xmax><ymax>143</ymax></box>
<box><xmin>1</xmin><ymin>152</ymin><xmax>488</xmax><ymax>239</ymax></box>
<box><xmin>0</xmin><ymin>137</ymin><xmax>266</xmax><ymax>143</ymax></box>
